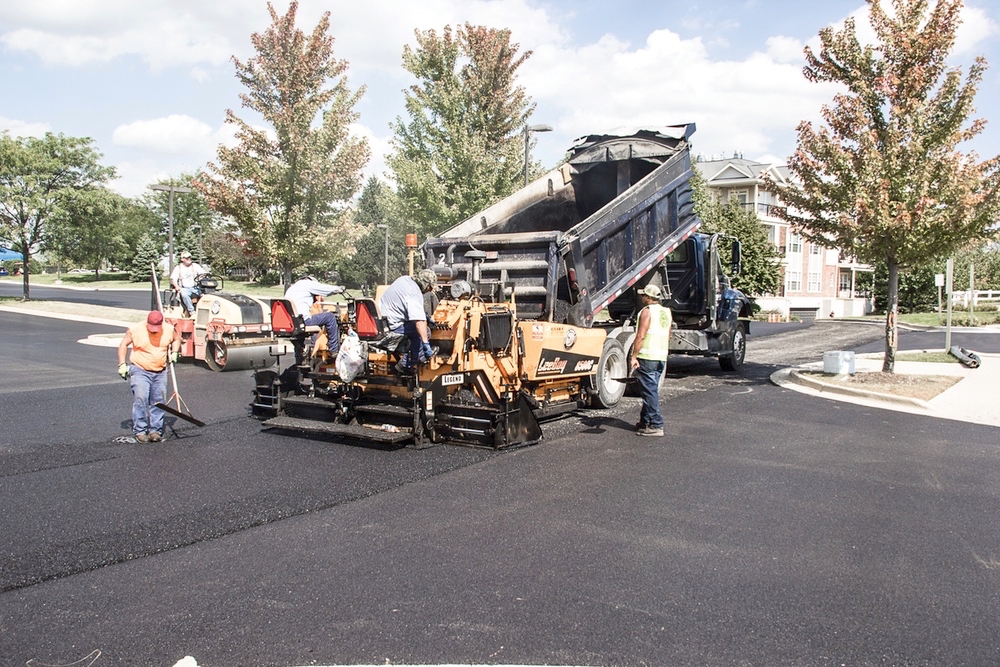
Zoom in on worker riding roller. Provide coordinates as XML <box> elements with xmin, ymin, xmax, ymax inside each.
<box><xmin>377</xmin><ymin>268</ymin><xmax>438</xmax><ymax>375</ymax></box>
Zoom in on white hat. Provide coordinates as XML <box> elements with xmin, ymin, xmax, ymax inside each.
<box><xmin>638</xmin><ymin>284</ymin><xmax>663</xmax><ymax>299</ymax></box>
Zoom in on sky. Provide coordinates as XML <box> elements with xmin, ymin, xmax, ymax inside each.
<box><xmin>1</xmin><ymin>0</ymin><xmax>998</xmax><ymax>198</ymax></box>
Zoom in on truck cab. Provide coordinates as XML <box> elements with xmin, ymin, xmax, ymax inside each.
<box><xmin>664</xmin><ymin>232</ymin><xmax>751</xmax><ymax>370</ymax></box>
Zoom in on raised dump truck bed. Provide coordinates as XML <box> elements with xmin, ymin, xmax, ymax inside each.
<box><xmin>425</xmin><ymin>125</ymin><xmax>702</xmax><ymax>327</ymax></box>
<box><xmin>425</xmin><ymin>123</ymin><xmax>752</xmax><ymax>376</ymax></box>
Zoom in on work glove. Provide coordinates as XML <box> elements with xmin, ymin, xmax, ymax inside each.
<box><xmin>419</xmin><ymin>341</ymin><xmax>434</xmax><ymax>363</ymax></box>
<box><xmin>118</xmin><ymin>363</ymin><xmax>129</xmax><ymax>380</ymax></box>
<box><xmin>169</xmin><ymin>351</ymin><xmax>179</xmax><ymax>364</ymax></box>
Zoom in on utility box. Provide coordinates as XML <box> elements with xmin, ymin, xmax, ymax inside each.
<box><xmin>823</xmin><ymin>350</ymin><xmax>856</xmax><ymax>375</ymax></box>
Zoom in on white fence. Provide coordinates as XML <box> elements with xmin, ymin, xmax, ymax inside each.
<box><xmin>953</xmin><ymin>290</ymin><xmax>1000</xmax><ymax>307</ymax></box>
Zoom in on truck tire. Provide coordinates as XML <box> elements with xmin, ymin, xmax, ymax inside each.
<box><xmin>719</xmin><ymin>321</ymin><xmax>747</xmax><ymax>371</ymax></box>
<box><xmin>592</xmin><ymin>338</ymin><xmax>628</xmax><ymax>408</ymax></box>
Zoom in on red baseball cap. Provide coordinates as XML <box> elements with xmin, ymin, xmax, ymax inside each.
<box><xmin>146</xmin><ymin>310</ymin><xmax>164</xmax><ymax>332</ymax></box>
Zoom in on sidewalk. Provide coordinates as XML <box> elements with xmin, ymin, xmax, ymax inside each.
<box><xmin>772</xmin><ymin>351</ymin><xmax>1000</xmax><ymax>428</ymax></box>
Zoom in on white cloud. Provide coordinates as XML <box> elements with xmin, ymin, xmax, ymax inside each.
<box><xmin>523</xmin><ymin>26</ymin><xmax>836</xmax><ymax>161</ymax></box>
<box><xmin>765</xmin><ymin>35</ymin><xmax>805</xmax><ymax>64</ymax></box>
<box><xmin>0</xmin><ymin>1</ymin><xmax>245</xmax><ymax>70</ymax></box>
<box><xmin>0</xmin><ymin>116</ymin><xmax>50</xmax><ymax>138</ymax></box>
<box><xmin>112</xmin><ymin>114</ymin><xmax>235</xmax><ymax>156</ymax></box>
<box><xmin>954</xmin><ymin>5</ymin><xmax>999</xmax><ymax>56</ymax></box>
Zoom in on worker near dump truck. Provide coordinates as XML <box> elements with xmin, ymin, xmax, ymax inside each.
<box><xmin>117</xmin><ymin>311</ymin><xmax>181</xmax><ymax>443</ymax></box>
<box><xmin>377</xmin><ymin>269</ymin><xmax>438</xmax><ymax>374</ymax></box>
<box><xmin>629</xmin><ymin>284</ymin><xmax>671</xmax><ymax>437</ymax></box>
<box><xmin>170</xmin><ymin>251</ymin><xmax>207</xmax><ymax>315</ymax></box>
<box><xmin>284</xmin><ymin>275</ymin><xmax>344</xmax><ymax>318</ymax></box>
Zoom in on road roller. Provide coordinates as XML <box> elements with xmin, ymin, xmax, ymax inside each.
<box><xmin>158</xmin><ymin>274</ymin><xmax>277</xmax><ymax>372</ymax></box>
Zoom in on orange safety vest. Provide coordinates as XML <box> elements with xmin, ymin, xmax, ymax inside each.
<box><xmin>128</xmin><ymin>321</ymin><xmax>175</xmax><ymax>372</ymax></box>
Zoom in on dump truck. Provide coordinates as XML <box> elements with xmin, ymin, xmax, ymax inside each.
<box><xmin>251</xmin><ymin>123</ymin><xmax>751</xmax><ymax>447</ymax></box>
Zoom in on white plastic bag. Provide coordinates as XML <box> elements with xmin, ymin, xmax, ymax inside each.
<box><xmin>335</xmin><ymin>331</ymin><xmax>366</xmax><ymax>382</ymax></box>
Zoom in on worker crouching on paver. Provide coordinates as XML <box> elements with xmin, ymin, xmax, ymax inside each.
<box><xmin>377</xmin><ymin>269</ymin><xmax>438</xmax><ymax>375</ymax></box>
<box><xmin>117</xmin><ymin>311</ymin><xmax>181</xmax><ymax>442</ymax></box>
<box><xmin>629</xmin><ymin>284</ymin><xmax>671</xmax><ymax>437</ymax></box>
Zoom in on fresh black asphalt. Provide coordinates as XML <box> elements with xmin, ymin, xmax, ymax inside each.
<box><xmin>1</xmin><ymin>303</ymin><xmax>998</xmax><ymax>666</ymax></box>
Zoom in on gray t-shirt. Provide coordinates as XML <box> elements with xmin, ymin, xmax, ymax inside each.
<box><xmin>378</xmin><ymin>275</ymin><xmax>426</xmax><ymax>330</ymax></box>
<box><xmin>284</xmin><ymin>278</ymin><xmax>340</xmax><ymax>316</ymax></box>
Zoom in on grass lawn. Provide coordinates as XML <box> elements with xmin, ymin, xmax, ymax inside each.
<box><xmin>0</xmin><ymin>273</ymin><xmax>287</xmax><ymax>299</ymax></box>
<box><xmin>895</xmin><ymin>350</ymin><xmax>961</xmax><ymax>363</ymax></box>
<box><xmin>862</xmin><ymin>310</ymin><xmax>1000</xmax><ymax>327</ymax></box>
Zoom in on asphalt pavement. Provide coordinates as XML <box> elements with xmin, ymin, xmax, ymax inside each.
<box><xmin>2</xmin><ymin>293</ymin><xmax>1000</xmax><ymax>666</ymax></box>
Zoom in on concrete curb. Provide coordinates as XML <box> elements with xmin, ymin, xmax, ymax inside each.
<box><xmin>783</xmin><ymin>368</ymin><xmax>931</xmax><ymax>410</ymax></box>
<box><xmin>0</xmin><ymin>304</ymin><xmax>135</xmax><ymax>329</ymax></box>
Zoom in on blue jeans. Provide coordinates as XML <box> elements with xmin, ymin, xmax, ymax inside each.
<box><xmin>178</xmin><ymin>286</ymin><xmax>200</xmax><ymax>313</ymax></box>
<box><xmin>391</xmin><ymin>320</ymin><xmax>429</xmax><ymax>369</ymax></box>
<box><xmin>129</xmin><ymin>365</ymin><xmax>168</xmax><ymax>435</ymax></box>
<box><xmin>636</xmin><ymin>358</ymin><xmax>665</xmax><ymax>429</ymax></box>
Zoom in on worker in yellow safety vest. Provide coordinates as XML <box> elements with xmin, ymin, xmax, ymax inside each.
<box><xmin>629</xmin><ymin>284</ymin><xmax>671</xmax><ymax>436</ymax></box>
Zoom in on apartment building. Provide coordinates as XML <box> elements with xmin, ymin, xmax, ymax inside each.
<box><xmin>694</xmin><ymin>154</ymin><xmax>873</xmax><ymax>320</ymax></box>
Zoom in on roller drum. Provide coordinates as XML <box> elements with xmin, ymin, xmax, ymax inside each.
<box><xmin>206</xmin><ymin>340</ymin><xmax>276</xmax><ymax>372</ymax></box>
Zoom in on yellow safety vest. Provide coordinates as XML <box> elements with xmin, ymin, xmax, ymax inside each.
<box><xmin>637</xmin><ymin>304</ymin><xmax>671</xmax><ymax>361</ymax></box>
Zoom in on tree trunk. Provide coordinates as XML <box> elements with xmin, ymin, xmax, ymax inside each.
<box><xmin>20</xmin><ymin>248</ymin><xmax>30</xmax><ymax>301</ymax></box>
<box><xmin>882</xmin><ymin>259</ymin><xmax>899</xmax><ymax>373</ymax></box>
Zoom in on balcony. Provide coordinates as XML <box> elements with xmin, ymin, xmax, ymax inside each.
<box><xmin>736</xmin><ymin>202</ymin><xmax>786</xmax><ymax>218</ymax></box>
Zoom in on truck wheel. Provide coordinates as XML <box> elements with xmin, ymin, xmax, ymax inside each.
<box><xmin>592</xmin><ymin>338</ymin><xmax>627</xmax><ymax>408</ymax></box>
<box><xmin>719</xmin><ymin>321</ymin><xmax>747</xmax><ymax>371</ymax></box>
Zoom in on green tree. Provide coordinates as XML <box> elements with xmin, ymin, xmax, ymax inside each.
<box><xmin>141</xmin><ymin>173</ymin><xmax>218</xmax><ymax>267</ymax></box>
<box><xmin>129</xmin><ymin>232</ymin><xmax>163</xmax><ymax>283</ymax></box>
<box><xmin>0</xmin><ymin>132</ymin><xmax>115</xmax><ymax>298</ymax></box>
<box><xmin>47</xmin><ymin>187</ymin><xmax>130</xmax><ymax>277</ymax></box>
<box><xmin>338</xmin><ymin>177</ymin><xmax>409</xmax><ymax>289</ymax></box>
<box><xmin>113</xmin><ymin>200</ymin><xmax>162</xmax><ymax>273</ymax></box>
<box><xmin>388</xmin><ymin>23</ymin><xmax>534</xmax><ymax>236</ymax></box>
<box><xmin>691</xmin><ymin>171</ymin><xmax>782</xmax><ymax>298</ymax></box>
<box><xmin>197</xmin><ymin>1</ymin><xmax>369</xmax><ymax>286</ymax></box>
<box><xmin>873</xmin><ymin>261</ymin><xmax>937</xmax><ymax>312</ymax></box>
<box><xmin>771</xmin><ymin>0</ymin><xmax>1000</xmax><ymax>371</ymax></box>
<box><xmin>201</xmin><ymin>227</ymin><xmax>269</xmax><ymax>283</ymax></box>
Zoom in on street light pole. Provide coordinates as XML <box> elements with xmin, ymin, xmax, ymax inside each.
<box><xmin>523</xmin><ymin>123</ymin><xmax>553</xmax><ymax>186</ymax></box>
<box><xmin>377</xmin><ymin>224</ymin><xmax>389</xmax><ymax>285</ymax></box>
<box><xmin>150</xmin><ymin>183</ymin><xmax>194</xmax><ymax>275</ymax></box>
<box><xmin>191</xmin><ymin>224</ymin><xmax>203</xmax><ymax>264</ymax></box>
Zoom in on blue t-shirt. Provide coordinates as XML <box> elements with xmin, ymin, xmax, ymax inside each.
<box><xmin>377</xmin><ymin>275</ymin><xmax>426</xmax><ymax>330</ymax></box>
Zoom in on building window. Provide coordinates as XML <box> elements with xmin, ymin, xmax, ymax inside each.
<box><xmin>788</xmin><ymin>232</ymin><xmax>802</xmax><ymax>254</ymax></box>
<box><xmin>765</xmin><ymin>224</ymin><xmax>778</xmax><ymax>246</ymax></box>
<box><xmin>809</xmin><ymin>243</ymin><xmax>822</xmax><ymax>256</ymax></box>
<box><xmin>786</xmin><ymin>270</ymin><xmax>802</xmax><ymax>292</ymax></box>
<box><xmin>839</xmin><ymin>271</ymin><xmax>852</xmax><ymax>293</ymax></box>
<box><xmin>808</xmin><ymin>271</ymin><xmax>822</xmax><ymax>292</ymax></box>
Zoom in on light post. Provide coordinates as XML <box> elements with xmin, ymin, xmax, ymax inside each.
<box><xmin>376</xmin><ymin>224</ymin><xmax>389</xmax><ymax>285</ymax></box>
<box><xmin>150</xmin><ymin>183</ymin><xmax>193</xmax><ymax>274</ymax></box>
<box><xmin>523</xmin><ymin>123</ymin><xmax>553</xmax><ymax>186</ymax></box>
<box><xmin>190</xmin><ymin>224</ymin><xmax>204</xmax><ymax>264</ymax></box>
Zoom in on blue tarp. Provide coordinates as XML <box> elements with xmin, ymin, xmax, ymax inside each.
<box><xmin>0</xmin><ymin>247</ymin><xmax>23</xmax><ymax>261</ymax></box>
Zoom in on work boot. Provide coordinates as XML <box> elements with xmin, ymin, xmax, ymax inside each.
<box><xmin>148</xmin><ymin>431</ymin><xmax>162</xmax><ymax>442</ymax></box>
<box><xmin>135</xmin><ymin>433</ymin><xmax>150</xmax><ymax>443</ymax></box>
<box><xmin>394</xmin><ymin>359</ymin><xmax>415</xmax><ymax>376</ymax></box>
<box><xmin>636</xmin><ymin>425</ymin><xmax>664</xmax><ymax>437</ymax></box>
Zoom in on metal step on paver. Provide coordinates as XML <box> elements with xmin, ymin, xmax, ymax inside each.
<box><xmin>261</xmin><ymin>415</ymin><xmax>413</xmax><ymax>445</ymax></box>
